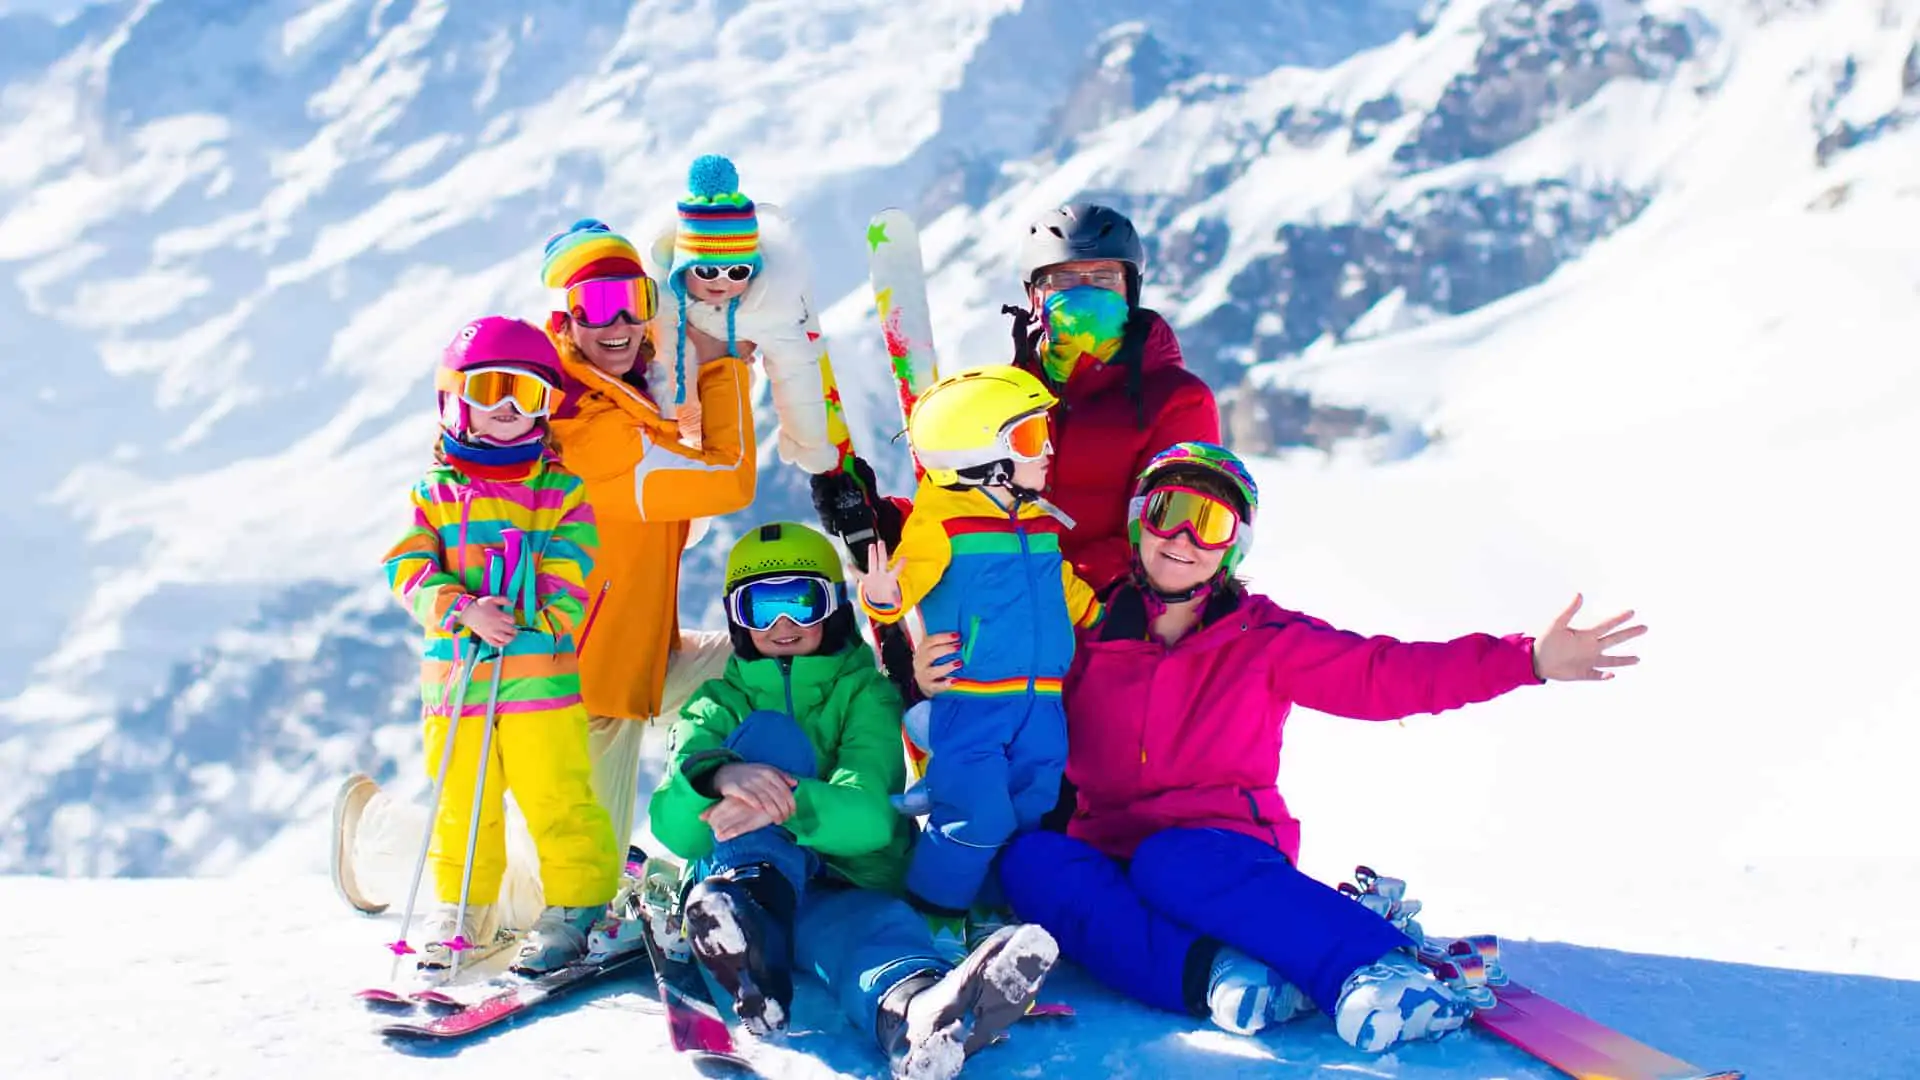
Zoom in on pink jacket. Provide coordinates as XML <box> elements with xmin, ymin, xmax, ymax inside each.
<box><xmin>1063</xmin><ymin>587</ymin><xmax>1542</xmax><ymax>864</ymax></box>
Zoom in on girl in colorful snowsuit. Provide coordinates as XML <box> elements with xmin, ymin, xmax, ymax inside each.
<box><xmin>380</xmin><ymin>316</ymin><xmax>619</xmax><ymax>975</ymax></box>
<box><xmin>332</xmin><ymin>221</ymin><xmax>756</xmax><ymax>926</ymax></box>
<box><xmin>916</xmin><ymin>442</ymin><xmax>1647</xmax><ymax>1053</ymax></box>
<box><xmin>649</xmin><ymin>523</ymin><xmax>1061</xmax><ymax>1080</ymax></box>
<box><xmin>813</xmin><ymin>202</ymin><xmax>1219</xmax><ymax>597</ymax></box>
<box><xmin>856</xmin><ymin>367</ymin><xmax>1103</xmax><ymax>943</ymax></box>
<box><xmin>643</xmin><ymin>154</ymin><xmax>839</xmax><ymax>474</ymax></box>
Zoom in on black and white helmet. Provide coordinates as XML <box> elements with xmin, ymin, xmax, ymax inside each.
<box><xmin>1019</xmin><ymin>203</ymin><xmax>1146</xmax><ymax>291</ymax></box>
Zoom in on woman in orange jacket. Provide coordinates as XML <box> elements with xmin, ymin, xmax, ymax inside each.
<box><xmin>542</xmin><ymin>216</ymin><xmax>758</xmax><ymax>853</ymax></box>
<box><xmin>329</xmin><ymin>218</ymin><xmax>758</xmax><ymax>924</ymax></box>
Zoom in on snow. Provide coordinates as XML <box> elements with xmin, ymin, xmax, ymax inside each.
<box><xmin>3</xmin><ymin>0</ymin><xmax>1920</xmax><ymax>1071</ymax></box>
<box><xmin>3</xmin><ymin>873</ymin><xmax>1915</xmax><ymax>1078</ymax></box>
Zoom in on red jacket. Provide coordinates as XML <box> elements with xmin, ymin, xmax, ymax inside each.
<box><xmin>1064</xmin><ymin>587</ymin><xmax>1542</xmax><ymax>864</ymax></box>
<box><xmin>1020</xmin><ymin>310</ymin><xmax>1219</xmax><ymax>592</ymax></box>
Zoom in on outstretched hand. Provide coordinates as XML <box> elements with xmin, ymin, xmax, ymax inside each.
<box><xmin>852</xmin><ymin>538</ymin><xmax>906</xmax><ymax>609</ymax></box>
<box><xmin>1532</xmin><ymin>594</ymin><xmax>1647</xmax><ymax>682</ymax></box>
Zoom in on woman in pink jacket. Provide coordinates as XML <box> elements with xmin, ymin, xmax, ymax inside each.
<box><xmin>913</xmin><ymin>442</ymin><xmax>1646</xmax><ymax>1055</ymax></box>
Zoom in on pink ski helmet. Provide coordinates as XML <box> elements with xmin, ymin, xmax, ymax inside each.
<box><xmin>435</xmin><ymin>316</ymin><xmax>564</xmax><ymax>436</ymax></box>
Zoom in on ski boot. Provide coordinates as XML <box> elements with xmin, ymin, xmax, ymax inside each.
<box><xmin>1333</xmin><ymin>947</ymin><xmax>1476</xmax><ymax>1052</ymax></box>
<box><xmin>681</xmin><ymin>862</ymin><xmax>797</xmax><ymax>1038</ymax></box>
<box><xmin>1206</xmin><ymin>946</ymin><xmax>1312</xmax><ymax>1035</ymax></box>
<box><xmin>877</xmin><ymin>923</ymin><xmax>1060</xmax><ymax>1080</ymax></box>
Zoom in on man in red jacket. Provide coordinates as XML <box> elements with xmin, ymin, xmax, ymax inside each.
<box><xmin>812</xmin><ymin>203</ymin><xmax>1220</xmax><ymax>623</ymax></box>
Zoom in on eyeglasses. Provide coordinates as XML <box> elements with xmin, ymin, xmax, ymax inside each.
<box><xmin>1002</xmin><ymin>411</ymin><xmax>1052</xmax><ymax>460</ymax></box>
<box><xmin>726</xmin><ymin>574</ymin><xmax>841</xmax><ymax>632</ymax></box>
<box><xmin>1033</xmin><ymin>267</ymin><xmax>1126</xmax><ymax>293</ymax></box>
<box><xmin>565</xmin><ymin>276</ymin><xmax>658</xmax><ymax>328</ymax></box>
<box><xmin>460</xmin><ymin>367</ymin><xmax>556</xmax><ymax>417</ymax></box>
<box><xmin>1138</xmin><ymin>485</ymin><xmax>1239</xmax><ymax>549</ymax></box>
<box><xmin>691</xmin><ymin>264</ymin><xmax>756</xmax><ymax>283</ymax></box>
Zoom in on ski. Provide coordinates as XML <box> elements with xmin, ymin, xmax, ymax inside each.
<box><xmin>375</xmin><ymin>947</ymin><xmax>653</xmax><ymax>1040</ymax></box>
<box><xmin>864</xmin><ymin>207</ymin><xmax>943</xmax><ymax>779</ymax></box>
<box><xmin>1341</xmin><ymin>867</ymin><xmax>1745</xmax><ymax>1080</ymax></box>
<box><xmin>637</xmin><ymin>856</ymin><xmax>760</xmax><ymax>1076</ymax></box>
<box><xmin>865</xmin><ymin>207</ymin><xmax>941</xmax><ymax>479</ymax></box>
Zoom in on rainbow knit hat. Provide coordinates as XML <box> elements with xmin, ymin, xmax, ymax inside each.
<box><xmin>541</xmin><ymin>218</ymin><xmax>646</xmax><ymax>289</ymax></box>
<box><xmin>668</xmin><ymin>155</ymin><xmax>762</xmax><ymax>294</ymax></box>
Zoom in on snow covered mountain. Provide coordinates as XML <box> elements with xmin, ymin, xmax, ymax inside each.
<box><xmin>3</xmin><ymin>0</ymin><xmax>1918</xmax><ymax>1018</ymax></box>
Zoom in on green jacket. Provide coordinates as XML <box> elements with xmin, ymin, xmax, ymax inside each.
<box><xmin>647</xmin><ymin>641</ymin><xmax>914</xmax><ymax>894</ymax></box>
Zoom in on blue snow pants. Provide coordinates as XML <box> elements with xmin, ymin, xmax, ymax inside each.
<box><xmin>694</xmin><ymin>710</ymin><xmax>952</xmax><ymax>1040</ymax></box>
<box><xmin>796</xmin><ymin>884</ymin><xmax>951</xmax><ymax>1039</ymax></box>
<box><xmin>906</xmin><ymin>691</ymin><xmax>1067</xmax><ymax>911</ymax></box>
<box><xmin>694</xmin><ymin>710</ymin><xmax>820</xmax><ymax>898</ymax></box>
<box><xmin>1000</xmin><ymin>826</ymin><xmax>1406</xmax><ymax>1014</ymax></box>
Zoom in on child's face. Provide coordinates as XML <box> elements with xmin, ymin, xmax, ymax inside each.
<box><xmin>1010</xmin><ymin>453</ymin><xmax>1050</xmax><ymax>491</ymax></box>
<box><xmin>567</xmin><ymin>316</ymin><xmax>645</xmax><ymax>377</ymax></box>
<box><xmin>1137</xmin><ymin>527</ymin><xmax>1226</xmax><ymax>595</ymax></box>
<box><xmin>467</xmin><ymin>401</ymin><xmax>539</xmax><ymax>444</ymax></box>
<box><xmin>685</xmin><ymin>268</ymin><xmax>752</xmax><ymax>305</ymax></box>
<box><xmin>748</xmin><ymin>616</ymin><xmax>825</xmax><ymax>658</ymax></box>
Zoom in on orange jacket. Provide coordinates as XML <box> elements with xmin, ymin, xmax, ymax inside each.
<box><xmin>549</xmin><ymin>331</ymin><xmax>756</xmax><ymax>719</ymax></box>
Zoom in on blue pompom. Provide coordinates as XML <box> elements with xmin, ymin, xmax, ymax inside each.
<box><xmin>544</xmin><ymin>217</ymin><xmax>609</xmax><ymax>254</ymax></box>
<box><xmin>686</xmin><ymin>154</ymin><xmax>740</xmax><ymax>199</ymax></box>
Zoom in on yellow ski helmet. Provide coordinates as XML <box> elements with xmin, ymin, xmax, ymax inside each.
<box><xmin>907</xmin><ymin>365</ymin><xmax>1058</xmax><ymax>487</ymax></box>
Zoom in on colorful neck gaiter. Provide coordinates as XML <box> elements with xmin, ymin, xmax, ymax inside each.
<box><xmin>442</xmin><ymin>431</ymin><xmax>546</xmax><ymax>480</ymax></box>
<box><xmin>1040</xmin><ymin>285</ymin><xmax>1129</xmax><ymax>384</ymax></box>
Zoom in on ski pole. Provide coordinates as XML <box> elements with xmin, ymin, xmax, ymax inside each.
<box><xmin>387</xmin><ymin>644</ymin><xmax>483</xmax><ymax>979</ymax></box>
<box><xmin>447</xmin><ymin>645</ymin><xmax>507</xmax><ymax>979</ymax></box>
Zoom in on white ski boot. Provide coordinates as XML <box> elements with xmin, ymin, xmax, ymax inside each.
<box><xmin>511</xmin><ymin>905</ymin><xmax>604</xmax><ymax>976</ymax></box>
<box><xmin>417</xmin><ymin>903</ymin><xmax>512</xmax><ymax>981</ymax></box>
<box><xmin>1206</xmin><ymin>946</ymin><xmax>1313</xmax><ymax>1035</ymax></box>
<box><xmin>1334</xmin><ymin>947</ymin><xmax>1475</xmax><ymax>1052</ymax></box>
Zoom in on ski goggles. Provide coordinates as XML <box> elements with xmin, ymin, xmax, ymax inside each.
<box><xmin>1032</xmin><ymin>266</ymin><xmax>1126</xmax><ymax>293</ymax></box>
<box><xmin>1002</xmin><ymin>410</ymin><xmax>1052</xmax><ymax>461</ymax></box>
<box><xmin>1137</xmin><ymin>485</ymin><xmax>1240</xmax><ymax>549</ymax></box>
<box><xmin>726</xmin><ymin>574</ymin><xmax>842</xmax><ymax>632</ymax></box>
<box><xmin>459</xmin><ymin>367</ymin><xmax>556</xmax><ymax>417</ymax></box>
<box><xmin>691</xmin><ymin>264</ymin><xmax>756</xmax><ymax>283</ymax></box>
<box><xmin>565</xmin><ymin>275</ymin><xmax>658</xmax><ymax>328</ymax></box>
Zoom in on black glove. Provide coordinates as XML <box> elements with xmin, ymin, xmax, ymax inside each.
<box><xmin>810</xmin><ymin>456</ymin><xmax>905</xmax><ymax>573</ymax></box>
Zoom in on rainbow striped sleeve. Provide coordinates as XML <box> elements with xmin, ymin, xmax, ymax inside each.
<box><xmin>383</xmin><ymin>480</ymin><xmax>470</xmax><ymax>632</ymax></box>
<box><xmin>535</xmin><ymin>475</ymin><xmax>598</xmax><ymax>638</ymax></box>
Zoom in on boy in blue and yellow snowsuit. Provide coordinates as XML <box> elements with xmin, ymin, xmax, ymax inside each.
<box><xmin>857</xmin><ymin>366</ymin><xmax>1102</xmax><ymax>933</ymax></box>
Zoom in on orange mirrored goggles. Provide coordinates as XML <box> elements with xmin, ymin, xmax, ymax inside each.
<box><xmin>1139</xmin><ymin>485</ymin><xmax>1240</xmax><ymax>549</ymax></box>
<box><xmin>460</xmin><ymin>367</ymin><xmax>555</xmax><ymax>417</ymax></box>
<box><xmin>1003</xmin><ymin>411</ymin><xmax>1052</xmax><ymax>460</ymax></box>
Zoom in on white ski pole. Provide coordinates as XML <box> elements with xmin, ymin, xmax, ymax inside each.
<box><xmin>447</xmin><ymin>646</ymin><xmax>507</xmax><ymax>979</ymax></box>
<box><xmin>387</xmin><ymin>644</ymin><xmax>483</xmax><ymax>979</ymax></box>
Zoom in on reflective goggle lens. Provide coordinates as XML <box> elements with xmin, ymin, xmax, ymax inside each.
<box><xmin>1004</xmin><ymin>412</ymin><xmax>1052</xmax><ymax>460</ymax></box>
<box><xmin>728</xmin><ymin>575</ymin><xmax>837</xmax><ymax>632</ymax></box>
<box><xmin>1140</xmin><ymin>486</ymin><xmax>1239</xmax><ymax>548</ymax></box>
<box><xmin>461</xmin><ymin>368</ymin><xmax>554</xmax><ymax>417</ymax></box>
<box><xmin>566</xmin><ymin>276</ymin><xmax>658</xmax><ymax>328</ymax></box>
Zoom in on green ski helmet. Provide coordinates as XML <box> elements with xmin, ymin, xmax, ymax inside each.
<box><xmin>723</xmin><ymin>522</ymin><xmax>854</xmax><ymax>659</ymax></box>
<box><xmin>725</xmin><ymin>521</ymin><xmax>845</xmax><ymax>590</ymax></box>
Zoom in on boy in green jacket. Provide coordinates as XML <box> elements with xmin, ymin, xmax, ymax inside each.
<box><xmin>648</xmin><ymin>522</ymin><xmax>1061</xmax><ymax>1080</ymax></box>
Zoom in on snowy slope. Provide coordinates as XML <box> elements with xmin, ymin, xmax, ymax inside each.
<box><xmin>3</xmin><ymin>4</ymin><xmax>1918</xmax><ymax>1043</ymax></box>
<box><xmin>6</xmin><ymin>875</ymin><xmax>1918</xmax><ymax>1078</ymax></box>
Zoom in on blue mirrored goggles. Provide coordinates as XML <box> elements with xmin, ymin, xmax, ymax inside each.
<box><xmin>726</xmin><ymin>574</ymin><xmax>843</xmax><ymax>632</ymax></box>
